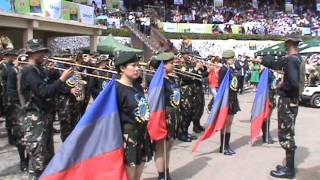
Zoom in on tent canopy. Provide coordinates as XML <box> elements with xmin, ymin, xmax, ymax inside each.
<box><xmin>254</xmin><ymin>39</ymin><xmax>320</xmax><ymax>57</ymax></box>
<box><xmin>97</xmin><ymin>34</ymin><xmax>143</xmax><ymax>55</ymax></box>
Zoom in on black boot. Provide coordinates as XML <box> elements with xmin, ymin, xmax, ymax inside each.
<box><xmin>225</xmin><ymin>133</ymin><xmax>236</xmax><ymax>155</ymax></box>
<box><xmin>193</xmin><ymin>126</ymin><xmax>202</xmax><ymax>133</ymax></box>
<box><xmin>187</xmin><ymin>133</ymin><xmax>197</xmax><ymax>140</ymax></box>
<box><xmin>158</xmin><ymin>170</ymin><xmax>172</xmax><ymax>180</ymax></box>
<box><xmin>270</xmin><ymin>150</ymin><xmax>295</xmax><ymax>179</ymax></box>
<box><xmin>17</xmin><ymin>145</ymin><xmax>28</xmax><ymax>172</ymax></box>
<box><xmin>219</xmin><ymin>132</ymin><xmax>234</xmax><ymax>155</ymax></box>
<box><xmin>178</xmin><ymin>133</ymin><xmax>192</xmax><ymax>142</ymax></box>
<box><xmin>166</xmin><ymin>168</ymin><xmax>172</xmax><ymax>180</ymax></box>
<box><xmin>219</xmin><ymin>132</ymin><xmax>224</xmax><ymax>153</ymax></box>
<box><xmin>7</xmin><ymin>130</ymin><xmax>14</xmax><ymax>145</ymax></box>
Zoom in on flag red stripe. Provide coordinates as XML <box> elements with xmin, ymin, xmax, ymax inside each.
<box><xmin>192</xmin><ymin>107</ymin><xmax>229</xmax><ymax>153</ymax></box>
<box><xmin>251</xmin><ymin>99</ymin><xmax>272</xmax><ymax>142</ymax></box>
<box><xmin>147</xmin><ymin>110</ymin><xmax>167</xmax><ymax>141</ymax></box>
<box><xmin>41</xmin><ymin>148</ymin><xmax>128</xmax><ymax>180</ymax></box>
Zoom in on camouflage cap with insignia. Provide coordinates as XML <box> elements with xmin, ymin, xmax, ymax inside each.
<box><xmin>222</xmin><ymin>50</ymin><xmax>235</xmax><ymax>59</ymax></box>
<box><xmin>152</xmin><ymin>52</ymin><xmax>175</xmax><ymax>61</ymax></box>
<box><xmin>25</xmin><ymin>39</ymin><xmax>49</xmax><ymax>54</ymax></box>
<box><xmin>114</xmin><ymin>51</ymin><xmax>141</xmax><ymax>66</ymax></box>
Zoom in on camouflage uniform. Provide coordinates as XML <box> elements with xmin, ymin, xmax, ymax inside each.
<box><xmin>57</xmin><ymin>93</ymin><xmax>82</xmax><ymax>142</ymax></box>
<box><xmin>179</xmin><ymin>65</ymin><xmax>205</xmax><ymax>135</ymax></box>
<box><xmin>262</xmin><ymin>34</ymin><xmax>303</xmax><ymax>177</ymax></box>
<box><xmin>1</xmin><ymin>60</ymin><xmax>14</xmax><ymax>144</ymax></box>
<box><xmin>123</xmin><ymin>123</ymin><xmax>153</xmax><ymax>166</ymax></box>
<box><xmin>180</xmin><ymin>84</ymin><xmax>193</xmax><ymax>134</ymax></box>
<box><xmin>0</xmin><ymin>36</ymin><xmax>14</xmax><ymax>117</ymax></box>
<box><xmin>277</xmin><ymin>97</ymin><xmax>299</xmax><ymax>151</ymax></box>
<box><xmin>7</xmin><ymin>65</ymin><xmax>29</xmax><ymax>171</ymax></box>
<box><xmin>190</xmin><ymin>76</ymin><xmax>205</xmax><ymax>130</ymax></box>
<box><xmin>22</xmin><ymin>111</ymin><xmax>54</xmax><ymax>178</ymax></box>
<box><xmin>164</xmin><ymin>77</ymin><xmax>181</xmax><ymax>139</ymax></box>
<box><xmin>18</xmin><ymin>39</ymin><xmax>62</xmax><ymax>179</ymax></box>
<box><xmin>80</xmin><ymin>71</ymin><xmax>91</xmax><ymax>116</ymax></box>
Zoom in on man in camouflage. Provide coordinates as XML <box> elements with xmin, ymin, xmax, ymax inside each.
<box><xmin>6</xmin><ymin>50</ymin><xmax>29</xmax><ymax>171</ymax></box>
<box><xmin>262</xmin><ymin>32</ymin><xmax>303</xmax><ymax>179</ymax></box>
<box><xmin>0</xmin><ymin>35</ymin><xmax>14</xmax><ymax>118</ymax></box>
<box><xmin>178</xmin><ymin>55</ymin><xmax>196</xmax><ymax>142</ymax></box>
<box><xmin>55</xmin><ymin>49</ymin><xmax>81</xmax><ymax>142</ymax></box>
<box><xmin>1</xmin><ymin>49</ymin><xmax>16</xmax><ymax>145</ymax></box>
<box><xmin>178</xmin><ymin>54</ymin><xmax>205</xmax><ymax>142</ymax></box>
<box><xmin>18</xmin><ymin>39</ymin><xmax>74</xmax><ymax>179</ymax></box>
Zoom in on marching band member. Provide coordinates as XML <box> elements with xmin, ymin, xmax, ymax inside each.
<box><xmin>218</xmin><ymin>50</ymin><xmax>241</xmax><ymax>156</ymax></box>
<box><xmin>115</xmin><ymin>52</ymin><xmax>153</xmax><ymax>180</ymax></box>
<box><xmin>152</xmin><ymin>52</ymin><xmax>180</xmax><ymax>180</ymax></box>
<box><xmin>18</xmin><ymin>39</ymin><xmax>74</xmax><ymax>179</ymax></box>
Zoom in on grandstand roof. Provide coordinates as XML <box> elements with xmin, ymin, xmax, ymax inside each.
<box><xmin>0</xmin><ymin>11</ymin><xmax>106</xmax><ymax>36</ymax></box>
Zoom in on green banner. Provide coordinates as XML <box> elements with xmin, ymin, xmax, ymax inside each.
<box><xmin>177</xmin><ymin>23</ymin><xmax>191</xmax><ymax>33</ymax></box>
<box><xmin>73</xmin><ymin>0</ymin><xmax>87</xmax><ymax>5</ymax></box>
<box><xmin>62</xmin><ymin>1</ymin><xmax>79</xmax><ymax>21</ymax></box>
<box><xmin>231</xmin><ymin>25</ymin><xmax>240</xmax><ymax>34</ymax></box>
<box><xmin>15</xmin><ymin>0</ymin><xmax>31</xmax><ymax>14</ymax></box>
<box><xmin>204</xmin><ymin>24</ymin><xmax>213</xmax><ymax>34</ymax></box>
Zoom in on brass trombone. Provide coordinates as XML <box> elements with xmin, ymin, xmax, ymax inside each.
<box><xmin>18</xmin><ymin>61</ymin><xmax>112</xmax><ymax>81</ymax></box>
<box><xmin>47</xmin><ymin>57</ymin><xmax>117</xmax><ymax>74</ymax></box>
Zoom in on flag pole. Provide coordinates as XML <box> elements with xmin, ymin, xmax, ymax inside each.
<box><xmin>164</xmin><ymin>139</ymin><xmax>167</xmax><ymax>180</ymax></box>
<box><xmin>266</xmin><ymin>118</ymin><xmax>270</xmax><ymax>144</ymax></box>
<box><xmin>222</xmin><ymin>127</ymin><xmax>227</xmax><ymax>153</ymax></box>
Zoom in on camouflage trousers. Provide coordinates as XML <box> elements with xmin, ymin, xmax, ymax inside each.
<box><xmin>6</xmin><ymin>98</ymin><xmax>24</xmax><ymax>146</ymax></box>
<box><xmin>180</xmin><ymin>85</ymin><xmax>193</xmax><ymax>134</ymax></box>
<box><xmin>180</xmin><ymin>85</ymin><xmax>205</xmax><ymax>134</ymax></box>
<box><xmin>166</xmin><ymin>107</ymin><xmax>181</xmax><ymax>139</ymax></box>
<box><xmin>277</xmin><ymin>97</ymin><xmax>299</xmax><ymax>151</ymax></box>
<box><xmin>192</xmin><ymin>85</ymin><xmax>205</xmax><ymax>127</ymax></box>
<box><xmin>123</xmin><ymin>123</ymin><xmax>153</xmax><ymax>167</ymax></box>
<box><xmin>22</xmin><ymin>110</ymin><xmax>54</xmax><ymax>180</ymax></box>
<box><xmin>57</xmin><ymin>95</ymin><xmax>82</xmax><ymax>142</ymax></box>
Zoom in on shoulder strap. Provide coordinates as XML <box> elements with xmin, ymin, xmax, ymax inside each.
<box><xmin>17</xmin><ymin>68</ymin><xmax>26</xmax><ymax>108</ymax></box>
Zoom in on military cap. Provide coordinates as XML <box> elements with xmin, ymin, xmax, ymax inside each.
<box><xmin>25</xmin><ymin>39</ymin><xmax>49</xmax><ymax>54</ymax></box>
<box><xmin>284</xmin><ymin>32</ymin><xmax>302</xmax><ymax>42</ymax></box>
<box><xmin>222</xmin><ymin>50</ymin><xmax>235</xmax><ymax>59</ymax></box>
<box><xmin>114</xmin><ymin>51</ymin><xmax>140</xmax><ymax>66</ymax></box>
<box><xmin>153</xmin><ymin>52</ymin><xmax>175</xmax><ymax>61</ymax></box>
<box><xmin>2</xmin><ymin>49</ymin><xmax>20</xmax><ymax>56</ymax></box>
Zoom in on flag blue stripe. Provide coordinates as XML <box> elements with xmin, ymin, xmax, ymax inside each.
<box><xmin>207</xmin><ymin>70</ymin><xmax>230</xmax><ymax>125</ymax></box>
<box><xmin>41</xmin><ymin>79</ymin><xmax>123</xmax><ymax>177</ymax></box>
<box><xmin>76</xmin><ymin>78</ymin><xmax>118</xmax><ymax>128</ymax></box>
<box><xmin>148</xmin><ymin>61</ymin><xmax>165</xmax><ymax>112</ymax></box>
<box><xmin>149</xmin><ymin>62</ymin><xmax>164</xmax><ymax>91</ymax></box>
<box><xmin>251</xmin><ymin>69</ymin><xmax>269</xmax><ymax>121</ymax></box>
<box><xmin>148</xmin><ymin>88</ymin><xmax>165</xmax><ymax>112</ymax></box>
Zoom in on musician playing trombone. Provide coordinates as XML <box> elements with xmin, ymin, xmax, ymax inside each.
<box><xmin>18</xmin><ymin>39</ymin><xmax>74</xmax><ymax>180</ymax></box>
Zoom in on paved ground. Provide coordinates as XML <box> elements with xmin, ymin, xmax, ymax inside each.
<box><xmin>0</xmin><ymin>92</ymin><xmax>319</xmax><ymax>180</ymax></box>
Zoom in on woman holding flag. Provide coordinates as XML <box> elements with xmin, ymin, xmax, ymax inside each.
<box><xmin>114</xmin><ymin>52</ymin><xmax>153</xmax><ymax>180</ymax></box>
<box><xmin>218</xmin><ymin>50</ymin><xmax>241</xmax><ymax>156</ymax></box>
<box><xmin>150</xmin><ymin>52</ymin><xmax>180</xmax><ymax>180</ymax></box>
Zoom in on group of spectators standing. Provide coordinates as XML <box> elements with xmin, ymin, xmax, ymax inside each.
<box><xmin>153</xmin><ymin>1</ymin><xmax>320</xmax><ymax>36</ymax></box>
